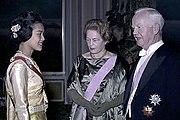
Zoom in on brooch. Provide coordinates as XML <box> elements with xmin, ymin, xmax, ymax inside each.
<box><xmin>142</xmin><ymin>94</ymin><xmax>161</xmax><ymax>117</ymax></box>
<box><xmin>142</xmin><ymin>105</ymin><xmax>154</xmax><ymax>117</ymax></box>
<box><xmin>25</xmin><ymin>59</ymin><xmax>33</xmax><ymax>68</ymax></box>
<box><xmin>149</xmin><ymin>94</ymin><xmax>161</xmax><ymax>106</ymax></box>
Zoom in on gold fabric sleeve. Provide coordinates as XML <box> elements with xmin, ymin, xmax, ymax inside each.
<box><xmin>6</xmin><ymin>53</ymin><xmax>47</xmax><ymax>120</ymax></box>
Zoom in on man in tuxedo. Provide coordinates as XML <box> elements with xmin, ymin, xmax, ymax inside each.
<box><xmin>123</xmin><ymin>7</ymin><xmax>180</xmax><ymax>120</ymax></box>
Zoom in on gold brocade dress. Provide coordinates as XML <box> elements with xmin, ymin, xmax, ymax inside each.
<box><xmin>5</xmin><ymin>52</ymin><xmax>48</xmax><ymax>120</ymax></box>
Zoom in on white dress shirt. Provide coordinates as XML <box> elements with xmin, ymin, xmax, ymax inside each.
<box><xmin>125</xmin><ymin>40</ymin><xmax>164</xmax><ymax>118</ymax></box>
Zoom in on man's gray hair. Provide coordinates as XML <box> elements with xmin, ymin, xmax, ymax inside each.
<box><xmin>135</xmin><ymin>7</ymin><xmax>165</xmax><ymax>30</ymax></box>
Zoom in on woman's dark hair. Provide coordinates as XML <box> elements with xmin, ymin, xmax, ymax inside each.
<box><xmin>10</xmin><ymin>11</ymin><xmax>43</xmax><ymax>43</ymax></box>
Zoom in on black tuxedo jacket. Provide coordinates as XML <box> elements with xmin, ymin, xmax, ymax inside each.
<box><xmin>124</xmin><ymin>45</ymin><xmax>180</xmax><ymax>120</ymax></box>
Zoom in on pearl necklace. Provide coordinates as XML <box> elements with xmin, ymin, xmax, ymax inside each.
<box><xmin>17</xmin><ymin>50</ymin><xmax>33</xmax><ymax>59</ymax></box>
<box><xmin>90</xmin><ymin>50</ymin><xmax>107</xmax><ymax>60</ymax></box>
<box><xmin>16</xmin><ymin>50</ymin><xmax>36</xmax><ymax>66</ymax></box>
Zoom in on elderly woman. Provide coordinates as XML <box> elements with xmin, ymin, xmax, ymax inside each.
<box><xmin>67</xmin><ymin>19</ymin><xmax>127</xmax><ymax>120</ymax></box>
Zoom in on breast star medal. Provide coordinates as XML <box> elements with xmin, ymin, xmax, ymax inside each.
<box><xmin>142</xmin><ymin>105</ymin><xmax>154</xmax><ymax>117</ymax></box>
<box><xmin>149</xmin><ymin>94</ymin><xmax>161</xmax><ymax>106</ymax></box>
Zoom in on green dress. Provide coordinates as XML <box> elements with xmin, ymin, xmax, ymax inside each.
<box><xmin>67</xmin><ymin>55</ymin><xmax>127</xmax><ymax>120</ymax></box>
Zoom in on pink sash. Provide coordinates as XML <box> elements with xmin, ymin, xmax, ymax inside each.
<box><xmin>83</xmin><ymin>55</ymin><xmax>117</xmax><ymax>119</ymax></box>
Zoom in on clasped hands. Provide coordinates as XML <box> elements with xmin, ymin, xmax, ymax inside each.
<box><xmin>85</xmin><ymin>101</ymin><xmax>112</xmax><ymax>116</ymax></box>
<box><xmin>68</xmin><ymin>89</ymin><xmax>122</xmax><ymax>117</ymax></box>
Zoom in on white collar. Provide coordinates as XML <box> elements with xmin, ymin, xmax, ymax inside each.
<box><xmin>139</xmin><ymin>40</ymin><xmax>164</xmax><ymax>56</ymax></box>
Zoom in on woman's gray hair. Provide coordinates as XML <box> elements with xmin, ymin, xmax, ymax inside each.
<box><xmin>135</xmin><ymin>7</ymin><xmax>165</xmax><ymax>30</ymax></box>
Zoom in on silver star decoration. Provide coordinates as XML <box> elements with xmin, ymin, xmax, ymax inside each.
<box><xmin>149</xmin><ymin>94</ymin><xmax>161</xmax><ymax>106</ymax></box>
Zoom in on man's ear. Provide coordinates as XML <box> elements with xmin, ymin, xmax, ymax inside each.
<box><xmin>153</xmin><ymin>23</ymin><xmax>160</xmax><ymax>35</ymax></box>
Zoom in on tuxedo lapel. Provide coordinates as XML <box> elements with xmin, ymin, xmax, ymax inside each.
<box><xmin>124</xmin><ymin>62</ymin><xmax>138</xmax><ymax>103</ymax></box>
<box><xmin>135</xmin><ymin>50</ymin><xmax>166</xmax><ymax>96</ymax></box>
<box><xmin>124</xmin><ymin>46</ymin><xmax>167</xmax><ymax>103</ymax></box>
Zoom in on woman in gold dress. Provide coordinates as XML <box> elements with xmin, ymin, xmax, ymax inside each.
<box><xmin>5</xmin><ymin>11</ymin><xmax>48</xmax><ymax>120</ymax></box>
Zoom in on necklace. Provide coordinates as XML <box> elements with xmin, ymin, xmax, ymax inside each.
<box><xmin>90</xmin><ymin>50</ymin><xmax>107</xmax><ymax>60</ymax></box>
<box><xmin>17</xmin><ymin>50</ymin><xmax>33</xmax><ymax>59</ymax></box>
